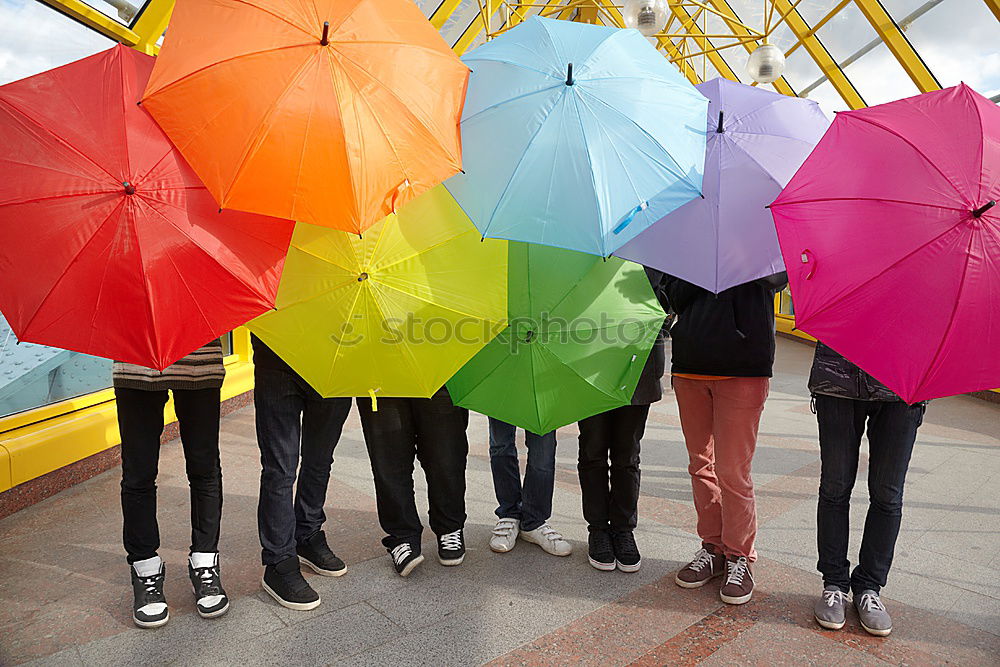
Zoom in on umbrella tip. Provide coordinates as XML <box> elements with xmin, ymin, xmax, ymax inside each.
<box><xmin>218</xmin><ymin>207</ymin><xmax>223</xmax><ymax>213</ymax></box>
<box><xmin>566</xmin><ymin>63</ymin><xmax>574</xmax><ymax>86</ymax></box>
<box><xmin>716</xmin><ymin>110</ymin><xmax>724</xmax><ymax>133</ymax></box>
<box><xmin>321</xmin><ymin>21</ymin><xmax>330</xmax><ymax>46</ymax></box>
<box><xmin>972</xmin><ymin>200</ymin><xmax>996</xmax><ymax>218</ymax></box>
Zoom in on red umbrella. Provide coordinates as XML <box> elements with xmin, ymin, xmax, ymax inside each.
<box><xmin>0</xmin><ymin>45</ymin><xmax>294</xmax><ymax>370</ymax></box>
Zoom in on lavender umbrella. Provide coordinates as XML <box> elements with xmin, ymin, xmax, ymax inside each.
<box><xmin>615</xmin><ymin>78</ymin><xmax>829</xmax><ymax>293</ymax></box>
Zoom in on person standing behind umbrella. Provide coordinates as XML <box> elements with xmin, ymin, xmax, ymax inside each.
<box><xmin>253</xmin><ymin>335</ymin><xmax>352</xmax><ymax>611</ymax></box>
<box><xmin>357</xmin><ymin>388</ymin><xmax>470</xmax><ymax>577</ymax></box>
<box><xmin>114</xmin><ymin>340</ymin><xmax>229</xmax><ymax>628</ymax></box>
<box><xmin>809</xmin><ymin>342</ymin><xmax>926</xmax><ymax>637</ymax></box>
<box><xmin>486</xmin><ymin>419</ymin><xmax>572</xmax><ymax>556</ymax></box>
<box><xmin>668</xmin><ymin>271</ymin><xmax>787</xmax><ymax>605</ymax></box>
<box><xmin>579</xmin><ymin>268</ymin><xmax>669</xmax><ymax>574</ymax></box>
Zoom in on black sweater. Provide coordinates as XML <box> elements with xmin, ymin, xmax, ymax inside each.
<box><xmin>664</xmin><ymin>273</ymin><xmax>788</xmax><ymax>378</ymax></box>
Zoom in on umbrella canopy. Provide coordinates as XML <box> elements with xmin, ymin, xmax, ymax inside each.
<box><xmin>248</xmin><ymin>186</ymin><xmax>508</xmax><ymax>400</ymax></box>
<box><xmin>771</xmin><ymin>84</ymin><xmax>999</xmax><ymax>403</ymax></box>
<box><xmin>447</xmin><ymin>244</ymin><xmax>666</xmax><ymax>433</ymax></box>
<box><xmin>142</xmin><ymin>0</ymin><xmax>468</xmax><ymax>234</ymax></box>
<box><xmin>616</xmin><ymin>78</ymin><xmax>829</xmax><ymax>293</ymax></box>
<box><xmin>443</xmin><ymin>16</ymin><xmax>707</xmax><ymax>257</ymax></box>
<box><xmin>0</xmin><ymin>45</ymin><xmax>294</xmax><ymax>370</ymax></box>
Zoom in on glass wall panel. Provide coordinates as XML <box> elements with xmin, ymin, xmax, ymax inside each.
<box><xmin>0</xmin><ymin>0</ymin><xmax>114</xmax><ymax>85</ymax></box>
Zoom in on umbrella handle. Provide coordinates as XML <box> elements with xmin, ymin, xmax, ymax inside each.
<box><xmin>369</xmin><ymin>388</ymin><xmax>379</xmax><ymax>412</ymax></box>
<box><xmin>801</xmin><ymin>249</ymin><xmax>816</xmax><ymax>280</ymax></box>
<box><xmin>613</xmin><ymin>201</ymin><xmax>649</xmax><ymax>235</ymax></box>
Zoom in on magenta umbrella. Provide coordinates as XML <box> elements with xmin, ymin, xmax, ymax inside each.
<box><xmin>772</xmin><ymin>84</ymin><xmax>999</xmax><ymax>403</ymax></box>
<box><xmin>615</xmin><ymin>78</ymin><xmax>828</xmax><ymax>293</ymax></box>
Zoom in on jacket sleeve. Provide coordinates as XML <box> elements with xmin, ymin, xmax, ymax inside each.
<box><xmin>756</xmin><ymin>271</ymin><xmax>789</xmax><ymax>293</ymax></box>
<box><xmin>643</xmin><ymin>267</ymin><xmax>670</xmax><ymax>314</ymax></box>
<box><xmin>663</xmin><ymin>274</ymin><xmax>704</xmax><ymax>315</ymax></box>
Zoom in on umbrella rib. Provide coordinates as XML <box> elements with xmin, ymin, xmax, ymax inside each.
<box><xmin>332</xmin><ymin>48</ymin><xmax>463</xmax><ymax>175</ymax></box>
<box><xmin>479</xmin><ymin>94</ymin><xmax>564</xmax><ymax>240</ymax></box>
<box><xmin>220</xmin><ymin>51</ymin><xmax>320</xmax><ymax>209</ymax></box>
<box><xmin>0</xmin><ymin>189</ymin><xmax>115</xmax><ymax>208</ymax></box>
<box><xmin>374</xmin><ymin>276</ymin><xmax>503</xmax><ymax>322</ymax></box>
<box><xmin>366</xmin><ymin>283</ymin><xmax>429</xmax><ymax>396</ymax></box>
<box><xmin>0</xmin><ymin>97</ymin><xmax>119</xmax><ymax>185</ymax></box>
<box><xmin>911</xmin><ymin>227</ymin><xmax>979</xmax><ymax>401</ymax></box>
<box><xmin>19</xmin><ymin>197</ymin><xmax>127</xmax><ymax>340</ymax></box>
<box><xmin>225</xmin><ymin>0</ymin><xmax>316</xmax><ymax>39</ymax></box>
<box><xmin>771</xmin><ymin>196</ymin><xmax>968</xmax><ymax>214</ymax></box>
<box><xmin>323</xmin><ymin>284</ymin><xmax>367</xmax><ymax>396</ymax></box>
<box><xmin>798</xmin><ymin>218</ymin><xmax>969</xmax><ymax>328</ymax></box>
<box><xmin>461</xmin><ymin>57</ymin><xmax>559</xmax><ymax>81</ymax></box>
<box><xmin>843</xmin><ymin>114</ymin><xmax>968</xmax><ymax>201</ymax></box>
<box><xmin>461</xmin><ymin>85</ymin><xmax>562</xmax><ymax>125</ymax></box>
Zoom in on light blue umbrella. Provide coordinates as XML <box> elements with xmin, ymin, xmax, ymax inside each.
<box><xmin>443</xmin><ymin>17</ymin><xmax>707</xmax><ymax>257</ymax></box>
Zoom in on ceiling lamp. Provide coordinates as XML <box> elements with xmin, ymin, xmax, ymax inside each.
<box><xmin>623</xmin><ymin>0</ymin><xmax>669</xmax><ymax>37</ymax></box>
<box><xmin>746</xmin><ymin>43</ymin><xmax>786</xmax><ymax>84</ymax></box>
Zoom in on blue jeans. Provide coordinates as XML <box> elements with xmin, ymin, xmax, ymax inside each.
<box><xmin>814</xmin><ymin>394</ymin><xmax>925</xmax><ymax>594</ymax></box>
<box><xmin>488</xmin><ymin>418</ymin><xmax>556</xmax><ymax>532</ymax></box>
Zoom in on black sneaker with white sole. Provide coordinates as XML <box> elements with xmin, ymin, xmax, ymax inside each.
<box><xmin>188</xmin><ymin>555</ymin><xmax>230</xmax><ymax>619</ymax></box>
<box><xmin>612</xmin><ymin>530</ymin><xmax>642</xmax><ymax>573</ymax></box>
<box><xmin>297</xmin><ymin>530</ymin><xmax>347</xmax><ymax>577</ymax></box>
<box><xmin>588</xmin><ymin>528</ymin><xmax>616</xmax><ymax>571</ymax></box>
<box><xmin>262</xmin><ymin>555</ymin><xmax>321</xmax><ymax>611</ymax></box>
<box><xmin>131</xmin><ymin>563</ymin><xmax>169</xmax><ymax>628</ymax></box>
<box><xmin>437</xmin><ymin>529</ymin><xmax>466</xmax><ymax>566</ymax></box>
<box><xmin>389</xmin><ymin>542</ymin><xmax>424</xmax><ymax>577</ymax></box>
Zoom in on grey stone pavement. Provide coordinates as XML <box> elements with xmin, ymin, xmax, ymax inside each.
<box><xmin>1</xmin><ymin>337</ymin><xmax>998</xmax><ymax>666</ymax></box>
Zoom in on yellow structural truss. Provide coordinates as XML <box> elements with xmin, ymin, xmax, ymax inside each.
<box><xmin>1</xmin><ymin>0</ymin><xmax>997</xmax><ymax>494</ymax></box>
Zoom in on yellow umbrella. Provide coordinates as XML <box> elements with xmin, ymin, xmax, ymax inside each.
<box><xmin>248</xmin><ymin>186</ymin><xmax>508</xmax><ymax>402</ymax></box>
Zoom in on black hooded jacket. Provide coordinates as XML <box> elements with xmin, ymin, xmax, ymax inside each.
<box><xmin>807</xmin><ymin>342</ymin><xmax>901</xmax><ymax>402</ymax></box>
<box><xmin>664</xmin><ymin>272</ymin><xmax>788</xmax><ymax>378</ymax></box>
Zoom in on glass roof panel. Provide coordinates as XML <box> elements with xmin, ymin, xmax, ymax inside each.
<box><xmin>799</xmin><ymin>2</ymin><xmax>879</xmax><ymax>66</ymax></box>
<box><xmin>440</xmin><ymin>0</ymin><xmax>481</xmax><ymax>48</ymax></box>
<box><xmin>413</xmin><ymin>0</ymin><xmax>440</xmax><ymax>18</ymax></box>
<box><xmin>780</xmin><ymin>46</ymin><xmax>824</xmax><ymax>94</ymax></box>
<box><xmin>0</xmin><ymin>0</ymin><xmax>114</xmax><ymax>85</ymax></box>
<box><xmin>803</xmin><ymin>79</ymin><xmax>850</xmax><ymax>116</ymax></box>
<box><xmin>883</xmin><ymin>0</ymin><xmax>1000</xmax><ymax>98</ymax></box>
<box><xmin>76</xmin><ymin>0</ymin><xmax>146</xmax><ymax>27</ymax></box>
<box><xmin>842</xmin><ymin>40</ymin><xmax>921</xmax><ymax>106</ymax></box>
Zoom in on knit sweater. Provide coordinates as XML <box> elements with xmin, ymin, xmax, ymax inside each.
<box><xmin>113</xmin><ymin>340</ymin><xmax>226</xmax><ymax>391</ymax></box>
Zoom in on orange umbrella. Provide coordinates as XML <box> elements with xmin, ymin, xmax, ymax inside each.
<box><xmin>142</xmin><ymin>0</ymin><xmax>468</xmax><ymax>234</ymax></box>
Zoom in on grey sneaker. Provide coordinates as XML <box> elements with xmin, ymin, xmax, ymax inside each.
<box><xmin>855</xmin><ymin>589</ymin><xmax>892</xmax><ymax>636</ymax></box>
<box><xmin>814</xmin><ymin>585</ymin><xmax>847</xmax><ymax>630</ymax></box>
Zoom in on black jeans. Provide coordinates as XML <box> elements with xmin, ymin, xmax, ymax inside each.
<box><xmin>577</xmin><ymin>404</ymin><xmax>650</xmax><ymax>533</ymax></box>
<box><xmin>357</xmin><ymin>388</ymin><xmax>468</xmax><ymax>549</ymax></box>
<box><xmin>255</xmin><ymin>367</ymin><xmax>351</xmax><ymax>566</ymax></box>
<box><xmin>117</xmin><ymin>387</ymin><xmax>222</xmax><ymax>564</ymax></box>
<box><xmin>488</xmin><ymin>418</ymin><xmax>557</xmax><ymax>532</ymax></box>
<box><xmin>814</xmin><ymin>394</ymin><xmax>925</xmax><ymax>594</ymax></box>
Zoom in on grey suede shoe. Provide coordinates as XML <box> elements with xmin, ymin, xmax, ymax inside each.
<box><xmin>855</xmin><ymin>589</ymin><xmax>892</xmax><ymax>636</ymax></box>
<box><xmin>814</xmin><ymin>585</ymin><xmax>847</xmax><ymax>630</ymax></box>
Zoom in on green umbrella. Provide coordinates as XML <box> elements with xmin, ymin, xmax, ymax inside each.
<box><xmin>447</xmin><ymin>243</ymin><xmax>666</xmax><ymax>433</ymax></box>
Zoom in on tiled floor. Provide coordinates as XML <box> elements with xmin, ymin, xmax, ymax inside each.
<box><xmin>1</xmin><ymin>338</ymin><xmax>998</xmax><ymax>666</ymax></box>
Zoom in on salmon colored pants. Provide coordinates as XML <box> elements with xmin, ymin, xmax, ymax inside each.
<box><xmin>672</xmin><ymin>376</ymin><xmax>770</xmax><ymax>562</ymax></box>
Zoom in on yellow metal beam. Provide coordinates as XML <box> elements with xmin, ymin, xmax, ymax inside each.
<box><xmin>431</xmin><ymin>0</ymin><xmax>465</xmax><ymax>29</ymax></box>
<box><xmin>852</xmin><ymin>0</ymin><xmax>939</xmax><ymax>92</ymax></box>
<box><xmin>703</xmin><ymin>0</ymin><xmax>796</xmax><ymax>95</ymax></box>
<box><xmin>767</xmin><ymin>0</ymin><xmax>865</xmax><ymax>108</ymax></box>
<box><xmin>984</xmin><ymin>0</ymin><xmax>1000</xmax><ymax>22</ymax></box>
<box><xmin>130</xmin><ymin>0</ymin><xmax>174</xmax><ymax>55</ymax></box>
<box><xmin>595</xmin><ymin>0</ymin><xmax>700</xmax><ymax>84</ymax></box>
<box><xmin>39</xmin><ymin>0</ymin><xmax>140</xmax><ymax>45</ymax></box>
<box><xmin>668</xmin><ymin>2</ymin><xmax>739</xmax><ymax>82</ymax></box>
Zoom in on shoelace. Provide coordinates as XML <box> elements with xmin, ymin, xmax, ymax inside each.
<box><xmin>858</xmin><ymin>592</ymin><xmax>886</xmax><ymax>613</ymax></box>
<box><xmin>493</xmin><ymin>519</ymin><xmax>517</xmax><ymax>537</ymax></box>
<box><xmin>141</xmin><ymin>575</ymin><xmax>160</xmax><ymax>596</ymax></box>
<box><xmin>538</xmin><ymin>523</ymin><xmax>564</xmax><ymax>543</ymax></box>
<box><xmin>725</xmin><ymin>557</ymin><xmax>751</xmax><ymax>586</ymax></box>
<box><xmin>390</xmin><ymin>543</ymin><xmax>413</xmax><ymax>565</ymax></box>
<box><xmin>439</xmin><ymin>530</ymin><xmax>463</xmax><ymax>551</ymax></box>
<box><xmin>686</xmin><ymin>549</ymin><xmax>715</xmax><ymax>573</ymax></box>
<box><xmin>823</xmin><ymin>589</ymin><xmax>847</xmax><ymax>607</ymax></box>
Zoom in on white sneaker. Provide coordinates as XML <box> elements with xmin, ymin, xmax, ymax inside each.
<box><xmin>490</xmin><ymin>518</ymin><xmax>520</xmax><ymax>553</ymax></box>
<box><xmin>520</xmin><ymin>523</ymin><xmax>572</xmax><ymax>556</ymax></box>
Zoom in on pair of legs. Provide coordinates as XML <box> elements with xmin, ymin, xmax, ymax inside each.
<box><xmin>357</xmin><ymin>388</ymin><xmax>468</xmax><ymax>550</ymax></box>
<box><xmin>577</xmin><ymin>404</ymin><xmax>649</xmax><ymax>532</ymax></box>
<box><xmin>254</xmin><ymin>367</ymin><xmax>351</xmax><ymax>567</ymax></box>
<box><xmin>673</xmin><ymin>377</ymin><xmax>769</xmax><ymax>562</ymax></box>
<box><xmin>488</xmin><ymin>418</ymin><xmax>556</xmax><ymax>531</ymax></box>
<box><xmin>118</xmin><ymin>387</ymin><xmax>222</xmax><ymax>563</ymax></box>
<box><xmin>814</xmin><ymin>394</ymin><xmax>924</xmax><ymax>595</ymax></box>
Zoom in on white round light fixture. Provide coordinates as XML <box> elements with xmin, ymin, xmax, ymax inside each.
<box><xmin>623</xmin><ymin>0</ymin><xmax>670</xmax><ymax>38</ymax></box>
<box><xmin>746</xmin><ymin>43</ymin><xmax>786</xmax><ymax>84</ymax></box>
